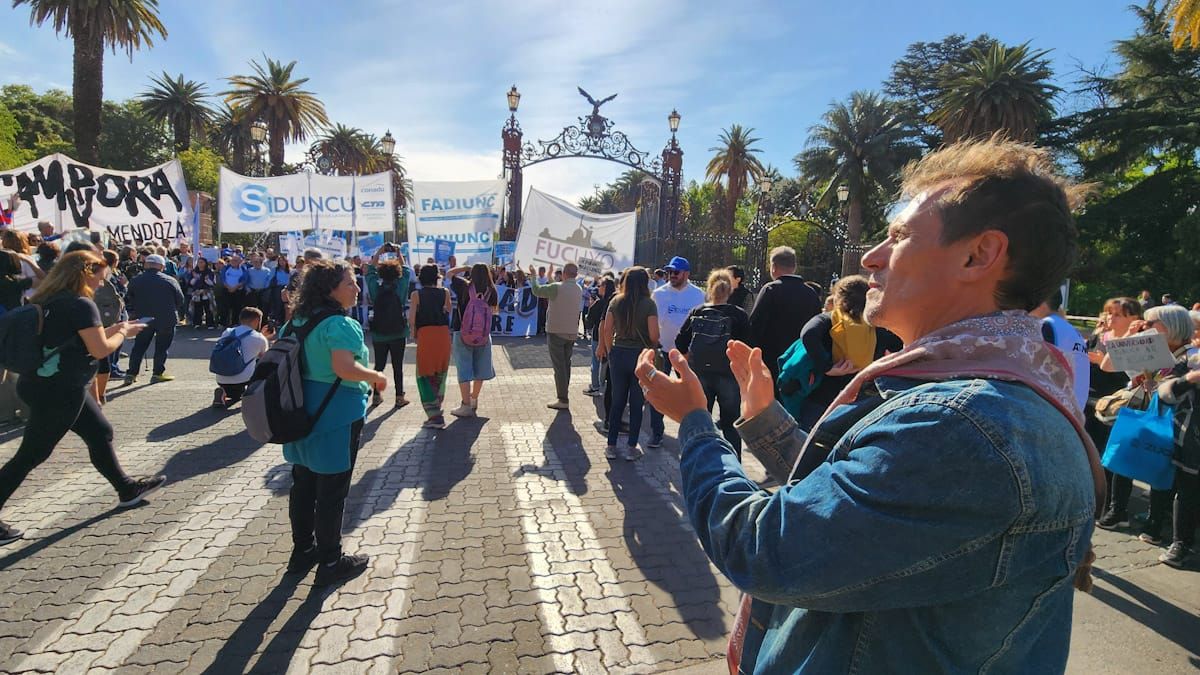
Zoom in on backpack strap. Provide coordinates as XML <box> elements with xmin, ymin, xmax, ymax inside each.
<box><xmin>286</xmin><ymin>310</ymin><xmax>345</xmax><ymax>426</ymax></box>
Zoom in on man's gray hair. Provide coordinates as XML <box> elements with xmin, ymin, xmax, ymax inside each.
<box><xmin>770</xmin><ymin>246</ymin><xmax>797</xmax><ymax>270</ymax></box>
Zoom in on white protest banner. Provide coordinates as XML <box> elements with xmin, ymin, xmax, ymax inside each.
<box><xmin>218</xmin><ymin>168</ymin><xmax>393</xmax><ymax>233</ymax></box>
<box><xmin>303</xmin><ymin>232</ymin><xmax>348</xmax><ymax>260</ymax></box>
<box><xmin>357</xmin><ymin>233</ymin><xmax>385</xmax><ymax>257</ymax></box>
<box><xmin>515</xmin><ymin>188</ymin><xmax>635</xmax><ymax>274</ymax></box>
<box><xmin>492</xmin><ymin>283</ymin><xmax>537</xmax><ymax>336</ymax></box>
<box><xmin>576</xmin><ymin>257</ymin><xmax>604</xmax><ymax>278</ymax></box>
<box><xmin>0</xmin><ymin>153</ymin><xmax>192</xmax><ymax>243</ymax></box>
<box><xmin>408</xmin><ymin>180</ymin><xmax>504</xmax><ymax>265</ymax></box>
<box><xmin>1105</xmin><ymin>330</ymin><xmax>1177</xmax><ymax>372</ymax></box>
<box><xmin>278</xmin><ymin>233</ymin><xmax>303</xmax><ymax>262</ymax></box>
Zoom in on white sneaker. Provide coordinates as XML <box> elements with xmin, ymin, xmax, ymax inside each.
<box><xmin>450</xmin><ymin>403</ymin><xmax>475</xmax><ymax>418</ymax></box>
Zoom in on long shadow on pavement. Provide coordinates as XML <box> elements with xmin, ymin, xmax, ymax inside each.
<box><xmin>146</xmin><ymin>405</ymin><xmax>237</xmax><ymax>442</ymax></box>
<box><xmin>513</xmin><ymin>412</ymin><xmax>591</xmax><ymax>496</ymax></box>
<box><xmin>604</xmin><ymin>458</ymin><xmax>727</xmax><ymax>640</ymax></box>
<box><xmin>155</xmin><ymin>430</ymin><xmax>261</xmax><ymax>485</ymax></box>
<box><xmin>1091</xmin><ymin>567</ymin><xmax>1200</xmax><ymax>655</ymax></box>
<box><xmin>0</xmin><ymin>504</ymin><xmax>142</xmax><ymax>572</ymax></box>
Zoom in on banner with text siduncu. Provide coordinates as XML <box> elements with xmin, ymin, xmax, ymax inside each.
<box><xmin>0</xmin><ymin>154</ymin><xmax>193</xmax><ymax>244</ymax></box>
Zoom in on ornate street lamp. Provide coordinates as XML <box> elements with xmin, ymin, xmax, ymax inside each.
<box><xmin>507</xmin><ymin>85</ymin><xmax>521</xmax><ymax>114</ymax></box>
<box><xmin>380</xmin><ymin>130</ymin><xmax>396</xmax><ymax>156</ymax></box>
<box><xmin>501</xmin><ymin>86</ymin><xmax>524</xmax><ymax>241</ymax></box>
<box><xmin>836</xmin><ymin>184</ymin><xmax>849</xmax><ymax>204</ymax></box>
<box><xmin>250</xmin><ymin>119</ymin><xmax>268</xmax><ymax>144</ymax></box>
<box><xmin>668</xmin><ymin>109</ymin><xmax>681</xmax><ymax>135</ymax></box>
<box><xmin>759</xmin><ymin>175</ymin><xmax>774</xmax><ymax>194</ymax></box>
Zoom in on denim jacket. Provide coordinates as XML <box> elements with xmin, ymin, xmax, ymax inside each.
<box><xmin>678</xmin><ymin>375</ymin><xmax>1096</xmax><ymax>674</ymax></box>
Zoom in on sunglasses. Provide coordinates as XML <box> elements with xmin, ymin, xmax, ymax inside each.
<box><xmin>668</xmin><ymin>270</ymin><xmax>684</xmax><ymax>276</ymax></box>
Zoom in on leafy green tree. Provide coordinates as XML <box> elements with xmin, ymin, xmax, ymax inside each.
<box><xmin>929</xmin><ymin>42</ymin><xmax>1060</xmax><ymax>143</ymax></box>
<box><xmin>795</xmin><ymin>91</ymin><xmax>917</xmax><ymax>271</ymax></box>
<box><xmin>310</xmin><ymin>124</ymin><xmax>378</xmax><ymax>175</ymax></box>
<box><xmin>139</xmin><ymin>72</ymin><xmax>212</xmax><ymax>152</ymax></box>
<box><xmin>13</xmin><ymin>0</ymin><xmax>167</xmax><ymax>164</ymax></box>
<box><xmin>0</xmin><ymin>103</ymin><xmax>34</xmax><ymax>170</ymax></box>
<box><xmin>1</xmin><ymin>85</ymin><xmax>73</xmax><ymax>152</ymax></box>
<box><xmin>208</xmin><ymin>103</ymin><xmax>253</xmax><ymax>174</ymax></box>
<box><xmin>224</xmin><ymin>57</ymin><xmax>330</xmax><ymax>176</ymax></box>
<box><xmin>884</xmin><ymin>34</ymin><xmax>999</xmax><ymax>149</ymax></box>
<box><xmin>97</xmin><ymin>99</ymin><xmax>169</xmax><ymax>169</ymax></box>
<box><xmin>706</xmin><ymin>125</ymin><xmax>765</xmax><ymax>232</ymax></box>
<box><xmin>177</xmin><ymin>145</ymin><xmax>221</xmax><ymax>194</ymax></box>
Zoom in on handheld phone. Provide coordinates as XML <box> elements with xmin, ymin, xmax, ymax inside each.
<box><xmin>136</xmin><ymin>317</ymin><xmax>155</xmax><ymax>324</ymax></box>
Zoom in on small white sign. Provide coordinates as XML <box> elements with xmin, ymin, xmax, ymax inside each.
<box><xmin>575</xmin><ymin>256</ymin><xmax>604</xmax><ymax>278</ymax></box>
<box><xmin>1105</xmin><ymin>330</ymin><xmax>1176</xmax><ymax>373</ymax></box>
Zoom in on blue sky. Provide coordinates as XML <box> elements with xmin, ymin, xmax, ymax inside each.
<box><xmin>1</xmin><ymin>0</ymin><xmax>1139</xmax><ymax>202</ymax></box>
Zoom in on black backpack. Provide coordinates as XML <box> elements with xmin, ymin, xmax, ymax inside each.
<box><xmin>0</xmin><ymin>301</ymin><xmax>65</xmax><ymax>377</ymax></box>
<box><xmin>241</xmin><ymin>312</ymin><xmax>342</xmax><ymax>444</ymax></box>
<box><xmin>687</xmin><ymin>307</ymin><xmax>733</xmax><ymax>374</ymax></box>
<box><xmin>371</xmin><ymin>281</ymin><xmax>406</xmax><ymax>335</ymax></box>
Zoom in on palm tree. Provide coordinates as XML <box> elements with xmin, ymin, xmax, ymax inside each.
<box><xmin>14</xmin><ymin>0</ymin><xmax>167</xmax><ymax>164</ymax></box>
<box><xmin>706</xmin><ymin>125</ymin><xmax>765</xmax><ymax>232</ymax></box>
<box><xmin>209</xmin><ymin>103</ymin><xmax>253</xmax><ymax>173</ymax></box>
<box><xmin>310</xmin><ymin>124</ymin><xmax>377</xmax><ymax>175</ymax></box>
<box><xmin>930</xmin><ymin>42</ymin><xmax>1061</xmax><ymax>143</ymax></box>
<box><xmin>139</xmin><ymin>72</ymin><xmax>211</xmax><ymax>152</ymax></box>
<box><xmin>1170</xmin><ymin>0</ymin><xmax>1200</xmax><ymax>48</ymax></box>
<box><xmin>223</xmin><ymin>57</ymin><xmax>329</xmax><ymax>176</ymax></box>
<box><xmin>795</xmin><ymin>91</ymin><xmax>918</xmax><ymax>272</ymax></box>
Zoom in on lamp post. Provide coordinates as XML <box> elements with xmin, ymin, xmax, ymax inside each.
<box><xmin>501</xmin><ymin>85</ymin><xmax>524</xmax><ymax>242</ymax></box>
<box><xmin>250</xmin><ymin>120</ymin><xmax>268</xmax><ymax>177</ymax></box>
<box><xmin>659</xmin><ymin>109</ymin><xmax>683</xmax><ymax>260</ymax></box>
<box><xmin>380</xmin><ymin>130</ymin><xmax>396</xmax><ymax>157</ymax></box>
<box><xmin>746</xmin><ymin>175</ymin><xmax>775</xmax><ymax>289</ymax></box>
<box><xmin>836</xmin><ymin>183</ymin><xmax>855</xmax><ymax>278</ymax></box>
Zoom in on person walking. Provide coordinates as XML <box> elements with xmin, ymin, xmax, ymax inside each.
<box><xmin>0</xmin><ymin>251</ymin><xmax>165</xmax><ymax>545</ymax></box>
<box><xmin>447</xmin><ymin>263</ymin><xmax>499</xmax><ymax>417</ymax></box>
<box><xmin>530</xmin><ymin>262</ymin><xmax>583</xmax><ymax>410</ymax></box>
<box><xmin>281</xmin><ymin>259</ymin><xmax>384</xmax><ymax>585</ymax></box>
<box><xmin>365</xmin><ymin>250</ymin><xmax>411</xmax><ymax>409</ymax></box>
<box><xmin>409</xmin><ymin>265</ymin><xmax>452</xmax><ymax>429</ymax></box>
<box><xmin>748</xmin><ymin>246</ymin><xmax>822</xmax><ymax>390</ymax></box>
<box><xmin>674</xmin><ymin>269</ymin><xmax>750</xmax><ymax>455</ymax></box>
<box><xmin>596</xmin><ymin>267</ymin><xmax>658</xmax><ymax>461</ymax></box>
<box><xmin>92</xmin><ymin>250</ymin><xmax>126</xmax><ymax>405</ymax></box>
<box><xmin>648</xmin><ymin>256</ymin><xmax>705</xmax><ymax>447</ymax></box>
<box><xmin>124</xmin><ymin>255</ymin><xmax>184</xmax><ymax>385</ymax></box>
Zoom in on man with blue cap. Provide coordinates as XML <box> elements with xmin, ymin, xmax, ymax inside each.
<box><xmin>648</xmin><ymin>256</ymin><xmax>705</xmax><ymax>447</ymax></box>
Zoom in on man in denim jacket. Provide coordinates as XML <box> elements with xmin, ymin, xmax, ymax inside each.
<box><xmin>638</xmin><ymin>139</ymin><xmax>1101</xmax><ymax>673</ymax></box>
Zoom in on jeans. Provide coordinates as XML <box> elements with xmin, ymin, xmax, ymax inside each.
<box><xmin>547</xmin><ymin>334</ymin><xmax>574</xmax><ymax>403</ymax></box>
<box><xmin>607</xmin><ymin>346</ymin><xmax>644</xmax><ymax>447</ymax></box>
<box><xmin>589</xmin><ymin>338</ymin><xmax>601</xmax><ymax>390</ymax></box>
<box><xmin>647</xmin><ymin>351</ymin><xmax>670</xmax><ymax>439</ymax></box>
<box><xmin>127</xmin><ymin>322</ymin><xmax>176</xmax><ymax>377</ymax></box>
<box><xmin>373</xmin><ymin>339</ymin><xmax>406</xmax><ymax>395</ymax></box>
<box><xmin>289</xmin><ymin>419</ymin><xmax>363</xmax><ymax>564</ymax></box>
<box><xmin>0</xmin><ymin>377</ymin><xmax>131</xmax><ymax>510</ymax></box>
<box><xmin>697</xmin><ymin>370</ymin><xmax>742</xmax><ymax>455</ymax></box>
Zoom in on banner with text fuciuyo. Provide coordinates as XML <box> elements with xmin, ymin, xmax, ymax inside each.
<box><xmin>407</xmin><ymin>180</ymin><xmax>504</xmax><ymax>265</ymax></box>
<box><xmin>0</xmin><ymin>153</ymin><xmax>193</xmax><ymax>244</ymax></box>
<box><xmin>218</xmin><ymin>167</ymin><xmax>393</xmax><ymax>233</ymax></box>
<box><xmin>514</xmin><ymin>187</ymin><xmax>635</xmax><ymax>274</ymax></box>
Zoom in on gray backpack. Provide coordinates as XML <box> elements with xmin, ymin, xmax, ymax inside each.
<box><xmin>241</xmin><ymin>312</ymin><xmax>342</xmax><ymax>444</ymax></box>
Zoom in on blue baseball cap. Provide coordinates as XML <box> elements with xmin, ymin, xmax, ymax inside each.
<box><xmin>664</xmin><ymin>256</ymin><xmax>690</xmax><ymax>272</ymax></box>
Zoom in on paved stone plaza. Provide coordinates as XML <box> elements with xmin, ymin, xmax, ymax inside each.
<box><xmin>0</xmin><ymin>330</ymin><xmax>1195</xmax><ymax>673</ymax></box>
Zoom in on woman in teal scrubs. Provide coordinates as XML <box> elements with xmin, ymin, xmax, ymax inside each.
<box><xmin>282</xmin><ymin>260</ymin><xmax>387</xmax><ymax>586</ymax></box>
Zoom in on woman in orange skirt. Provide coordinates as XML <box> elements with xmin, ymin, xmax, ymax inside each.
<box><xmin>409</xmin><ymin>264</ymin><xmax>452</xmax><ymax>429</ymax></box>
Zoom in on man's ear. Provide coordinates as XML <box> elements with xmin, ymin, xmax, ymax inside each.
<box><xmin>960</xmin><ymin>230</ymin><xmax>1008</xmax><ymax>282</ymax></box>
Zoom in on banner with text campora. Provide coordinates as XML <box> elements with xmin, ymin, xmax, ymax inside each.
<box><xmin>515</xmin><ymin>187</ymin><xmax>635</xmax><ymax>275</ymax></box>
<box><xmin>218</xmin><ymin>167</ymin><xmax>393</xmax><ymax>233</ymax></box>
<box><xmin>0</xmin><ymin>153</ymin><xmax>193</xmax><ymax>244</ymax></box>
<box><xmin>407</xmin><ymin>180</ymin><xmax>504</xmax><ymax>265</ymax></box>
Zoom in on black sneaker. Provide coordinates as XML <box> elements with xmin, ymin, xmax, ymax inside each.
<box><xmin>647</xmin><ymin>435</ymin><xmax>664</xmax><ymax>449</ymax></box>
<box><xmin>371</xmin><ymin>391</ymin><xmax>383</xmax><ymax>407</ymax></box>
<box><xmin>286</xmin><ymin>546</ymin><xmax>318</xmax><ymax>574</ymax></box>
<box><xmin>313</xmin><ymin>553</ymin><xmax>369</xmax><ymax>586</ymax></box>
<box><xmin>212</xmin><ymin>387</ymin><xmax>226</xmax><ymax>408</ymax></box>
<box><xmin>0</xmin><ymin>521</ymin><xmax>23</xmax><ymax>546</ymax></box>
<box><xmin>118</xmin><ymin>475</ymin><xmax>167</xmax><ymax>508</ymax></box>
<box><xmin>1159</xmin><ymin>541</ymin><xmax>1192</xmax><ymax>568</ymax></box>
<box><xmin>1096</xmin><ymin>510</ymin><xmax>1128</xmax><ymax>530</ymax></box>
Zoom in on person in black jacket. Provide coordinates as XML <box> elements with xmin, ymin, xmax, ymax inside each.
<box><xmin>124</xmin><ymin>254</ymin><xmax>184</xmax><ymax>385</ymax></box>
<box><xmin>748</xmin><ymin>246</ymin><xmax>821</xmax><ymax>393</ymax></box>
<box><xmin>0</xmin><ymin>249</ymin><xmax>32</xmax><ymax>311</ymax></box>
<box><xmin>584</xmin><ymin>277</ymin><xmax>615</xmax><ymax>396</ymax></box>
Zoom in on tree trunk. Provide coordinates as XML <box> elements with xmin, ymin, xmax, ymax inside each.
<box><xmin>841</xmin><ymin>195</ymin><xmax>865</xmax><ymax>277</ymax></box>
<box><xmin>175</xmin><ymin>119</ymin><xmax>190</xmax><ymax>153</ymax></box>
<box><xmin>269</xmin><ymin>122</ymin><xmax>285</xmax><ymax>176</ymax></box>
<box><xmin>72</xmin><ymin>24</ymin><xmax>104</xmax><ymax>164</ymax></box>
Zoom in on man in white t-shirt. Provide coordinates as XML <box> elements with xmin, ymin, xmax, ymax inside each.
<box><xmin>647</xmin><ymin>256</ymin><xmax>706</xmax><ymax>447</ymax></box>
<box><xmin>1032</xmin><ymin>288</ymin><xmax>1089</xmax><ymax>411</ymax></box>
<box><xmin>212</xmin><ymin>307</ymin><xmax>272</xmax><ymax>408</ymax></box>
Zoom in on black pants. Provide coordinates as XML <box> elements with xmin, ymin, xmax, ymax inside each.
<box><xmin>1107</xmin><ymin>469</ymin><xmax>1173</xmax><ymax>526</ymax></box>
<box><xmin>127</xmin><ymin>322</ymin><xmax>176</xmax><ymax>377</ymax></box>
<box><xmin>219</xmin><ymin>383</ymin><xmax>247</xmax><ymax>406</ymax></box>
<box><xmin>373</xmin><ymin>339</ymin><xmax>406</xmax><ymax>395</ymax></box>
<box><xmin>192</xmin><ymin>299</ymin><xmax>214</xmax><ymax>327</ymax></box>
<box><xmin>698</xmin><ymin>370</ymin><xmax>742</xmax><ymax>455</ymax></box>
<box><xmin>1172</xmin><ymin>470</ymin><xmax>1200</xmax><ymax>547</ymax></box>
<box><xmin>0</xmin><ymin>377</ymin><xmax>130</xmax><ymax>510</ymax></box>
<box><xmin>219</xmin><ymin>289</ymin><xmax>245</xmax><ymax>327</ymax></box>
<box><xmin>289</xmin><ymin>419</ymin><xmax>364</xmax><ymax>564</ymax></box>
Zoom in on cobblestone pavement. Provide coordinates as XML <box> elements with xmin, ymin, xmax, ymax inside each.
<box><xmin>0</xmin><ymin>329</ymin><xmax>1192</xmax><ymax>673</ymax></box>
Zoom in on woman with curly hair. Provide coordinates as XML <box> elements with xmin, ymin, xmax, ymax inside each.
<box><xmin>281</xmin><ymin>259</ymin><xmax>386</xmax><ymax>585</ymax></box>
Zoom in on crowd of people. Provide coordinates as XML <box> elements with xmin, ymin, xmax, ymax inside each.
<box><xmin>0</xmin><ymin>137</ymin><xmax>1197</xmax><ymax>670</ymax></box>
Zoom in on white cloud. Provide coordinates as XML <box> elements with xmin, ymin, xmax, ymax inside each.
<box><xmin>0</xmin><ymin>41</ymin><xmax>15</xmax><ymax>58</ymax></box>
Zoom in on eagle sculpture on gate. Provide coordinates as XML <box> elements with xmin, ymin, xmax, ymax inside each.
<box><xmin>578</xmin><ymin>87</ymin><xmax>617</xmax><ymax>116</ymax></box>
